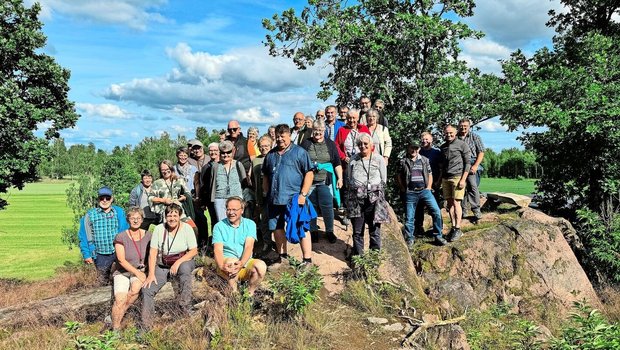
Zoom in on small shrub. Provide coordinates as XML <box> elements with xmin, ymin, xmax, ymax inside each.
<box><xmin>63</xmin><ymin>321</ymin><xmax>82</xmax><ymax>334</ymax></box>
<box><xmin>549</xmin><ymin>301</ymin><xmax>620</xmax><ymax>349</ymax></box>
<box><xmin>351</xmin><ymin>249</ymin><xmax>383</xmax><ymax>283</ymax></box>
<box><xmin>269</xmin><ymin>257</ymin><xmax>323</xmax><ymax>318</ymax></box>
<box><xmin>577</xmin><ymin>205</ymin><xmax>620</xmax><ymax>284</ymax></box>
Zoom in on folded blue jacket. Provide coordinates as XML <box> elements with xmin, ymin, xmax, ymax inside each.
<box><xmin>285</xmin><ymin>194</ymin><xmax>318</xmax><ymax>244</ymax></box>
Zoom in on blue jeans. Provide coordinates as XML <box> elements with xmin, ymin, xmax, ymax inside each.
<box><xmin>403</xmin><ymin>189</ymin><xmax>443</xmax><ymax>242</ymax></box>
<box><xmin>95</xmin><ymin>252</ymin><xmax>116</xmax><ymax>284</ymax></box>
<box><xmin>308</xmin><ymin>183</ymin><xmax>335</xmax><ymax>233</ymax></box>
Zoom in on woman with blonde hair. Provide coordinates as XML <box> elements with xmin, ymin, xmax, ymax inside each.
<box><xmin>111</xmin><ymin>207</ymin><xmax>152</xmax><ymax>330</ymax></box>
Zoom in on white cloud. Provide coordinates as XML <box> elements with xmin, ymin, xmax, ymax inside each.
<box><xmin>232</xmin><ymin>107</ymin><xmax>280</xmax><ymax>124</ymax></box>
<box><xmin>27</xmin><ymin>0</ymin><xmax>167</xmax><ymax>30</ymax></box>
<box><xmin>466</xmin><ymin>0</ymin><xmax>565</xmax><ymax>48</ymax></box>
<box><xmin>478</xmin><ymin>118</ymin><xmax>506</xmax><ymax>132</ymax></box>
<box><xmin>87</xmin><ymin>128</ymin><xmax>125</xmax><ymax>140</ymax></box>
<box><xmin>103</xmin><ymin>44</ymin><xmax>327</xmax><ymax>126</ymax></box>
<box><xmin>77</xmin><ymin>103</ymin><xmax>131</xmax><ymax>119</ymax></box>
<box><xmin>462</xmin><ymin>38</ymin><xmax>511</xmax><ymax>59</ymax></box>
<box><xmin>170</xmin><ymin>125</ymin><xmax>192</xmax><ymax>134</ymax></box>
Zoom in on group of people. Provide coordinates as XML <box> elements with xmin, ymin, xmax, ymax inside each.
<box><xmin>77</xmin><ymin>96</ymin><xmax>485</xmax><ymax>330</ymax></box>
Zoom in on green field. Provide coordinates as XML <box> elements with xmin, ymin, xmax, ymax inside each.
<box><xmin>479</xmin><ymin>177</ymin><xmax>537</xmax><ymax>196</ymax></box>
<box><xmin>0</xmin><ymin>180</ymin><xmax>80</xmax><ymax>280</ymax></box>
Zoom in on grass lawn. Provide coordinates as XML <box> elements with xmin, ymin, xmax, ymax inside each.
<box><xmin>0</xmin><ymin>179</ymin><xmax>80</xmax><ymax>281</ymax></box>
<box><xmin>479</xmin><ymin>177</ymin><xmax>537</xmax><ymax>196</ymax></box>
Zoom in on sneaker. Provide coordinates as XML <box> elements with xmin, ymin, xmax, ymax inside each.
<box><xmin>341</xmin><ymin>217</ymin><xmax>350</xmax><ymax>226</ymax></box>
<box><xmin>299</xmin><ymin>260</ymin><xmax>315</xmax><ymax>269</ymax></box>
<box><xmin>434</xmin><ymin>236</ymin><xmax>448</xmax><ymax>246</ymax></box>
<box><xmin>326</xmin><ymin>232</ymin><xmax>337</xmax><ymax>243</ymax></box>
<box><xmin>449</xmin><ymin>228</ymin><xmax>463</xmax><ymax>242</ymax></box>
<box><xmin>311</xmin><ymin>231</ymin><xmax>319</xmax><ymax>243</ymax></box>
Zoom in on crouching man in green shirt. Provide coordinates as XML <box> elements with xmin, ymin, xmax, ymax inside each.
<box><xmin>213</xmin><ymin>196</ymin><xmax>267</xmax><ymax>295</ymax></box>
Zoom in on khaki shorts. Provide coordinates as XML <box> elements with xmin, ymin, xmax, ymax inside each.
<box><xmin>442</xmin><ymin>176</ymin><xmax>465</xmax><ymax>200</ymax></box>
<box><xmin>113</xmin><ymin>271</ymin><xmax>141</xmax><ymax>294</ymax></box>
<box><xmin>217</xmin><ymin>258</ymin><xmax>256</xmax><ymax>281</ymax></box>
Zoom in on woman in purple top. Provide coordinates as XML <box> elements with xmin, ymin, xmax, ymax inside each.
<box><xmin>111</xmin><ymin>207</ymin><xmax>152</xmax><ymax>330</ymax></box>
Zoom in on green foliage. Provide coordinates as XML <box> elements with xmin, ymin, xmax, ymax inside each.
<box><xmin>499</xmin><ymin>2</ymin><xmax>620</xmax><ymax>217</ymax></box>
<box><xmin>0</xmin><ymin>0</ymin><xmax>79</xmax><ymax>209</ymax></box>
<box><xmin>63</xmin><ymin>321</ymin><xmax>82</xmax><ymax>334</ymax></box>
<box><xmin>576</xmin><ymin>197</ymin><xmax>620</xmax><ymax>283</ymax></box>
<box><xmin>61</xmin><ymin>176</ymin><xmax>100</xmax><ymax>249</ymax></box>
<box><xmin>549</xmin><ymin>302</ymin><xmax>620</xmax><ymax>349</ymax></box>
<box><xmin>71</xmin><ymin>331</ymin><xmax>119</xmax><ymax>350</ymax></box>
<box><xmin>483</xmin><ymin>148</ymin><xmax>541</xmax><ymax>179</ymax></box>
<box><xmin>463</xmin><ymin>303</ymin><xmax>543</xmax><ymax>350</ymax></box>
<box><xmin>263</xmin><ymin>0</ymin><xmax>505</xmax><ymax>202</ymax></box>
<box><xmin>132</xmin><ymin>132</ymin><xmax>180</xmax><ymax>176</ymax></box>
<box><xmin>351</xmin><ymin>249</ymin><xmax>383</xmax><ymax>283</ymax></box>
<box><xmin>269</xmin><ymin>258</ymin><xmax>324</xmax><ymax>317</ymax></box>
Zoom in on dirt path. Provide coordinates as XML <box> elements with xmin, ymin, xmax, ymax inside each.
<box><xmin>269</xmin><ymin>217</ymin><xmax>353</xmax><ymax>295</ymax></box>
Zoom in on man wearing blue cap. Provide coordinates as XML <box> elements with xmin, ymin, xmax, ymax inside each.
<box><xmin>78</xmin><ymin>186</ymin><xmax>129</xmax><ymax>284</ymax></box>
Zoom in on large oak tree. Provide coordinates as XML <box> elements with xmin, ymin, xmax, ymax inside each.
<box><xmin>0</xmin><ymin>0</ymin><xmax>79</xmax><ymax>208</ymax></box>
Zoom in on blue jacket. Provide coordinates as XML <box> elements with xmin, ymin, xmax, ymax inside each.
<box><xmin>285</xmin><ymin>194</ymin><xmax>318</xmax><ymax>244</ymax></box>
<box><xmin>78</xmin><ymin>205</ymin><xmax>129</xmax><ymax>260</ymax></box>
<box><xmin>325</xmin><ymin>120</ymin><xmax>345</xmax><ymax>141</ymax></box>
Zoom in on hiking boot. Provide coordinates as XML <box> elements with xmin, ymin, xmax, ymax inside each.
<box><xmin>434</xmin><ymin>236</ymin><xmax>448</xmax><ymax>246</ymax></box>
<box><xmin>449</xmin><ymin>228</ymin><xmax>463</xmax><ymax>242</ymax></box>
<box><xmin>311</xmin><ymin>231</ymin><xmax>319</xmax><ymax>243</ymax></box>
<box><xmin>446</xmin><ymin>227</ymin><xmax>456</xmax><ymax>241</ymax></box>
<box><xmin>326</xmin><ymin>232</ymin><xmax>337</xmax><ymax>243</ymax></box>
<box><xmin>406</xmin><ymin>239</ymin><xmax>415</xmax><ymax>251</ymax></box>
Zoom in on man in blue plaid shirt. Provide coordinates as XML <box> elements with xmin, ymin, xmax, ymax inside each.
<box><xmin>78</xmin><ymin>186</ymin><xmax>129</xmax><ymax>284</ymax></box>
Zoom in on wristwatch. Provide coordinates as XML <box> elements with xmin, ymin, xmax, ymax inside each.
<box><xmin>300</xmin><ymin>191</ymin><xmax>308</xmax><ymax>197</ymax></box>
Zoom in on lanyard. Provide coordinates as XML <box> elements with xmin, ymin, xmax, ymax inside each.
<box><xmin>347</xmin><ymin>129</ymin><xmax>358</xmax><ymax>156</ymax></box>
<box><xmin>223</xmin><ymin>161</ymin><xmax>234</xmax><ymax>195</ymax></box>
<box><xmin>165</xmin><ymin>179</ymin><xmax>175</xmax><ymax>198</ymax></box>
<box><xmin>162</xmin><ymin>225</ymin><xmax>180</xmax><ymax>255</ymax></box>
<box><xmin>360</xmin><ymin>152</ymin><xmax>373</xmax><ymax>185</ymax></box>
<box><xmin>127</xmin><ymin>230</ymin><xmax>143</xmax><ymax>263</ymax></box>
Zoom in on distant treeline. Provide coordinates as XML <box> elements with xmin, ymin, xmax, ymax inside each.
<box><xmin>482</xmin><ymin>148</ymin><xmax>541</xmax><ymax>179</ymax></box>
<box><xmin>38</xmin><ymin>129</ymin><xmax>540</xmax><ymax>184</ymax></box>
<box><xmin>37</xmin><ymin>127</ymin><xmax>222</xmax><ymax>184</ymax></box>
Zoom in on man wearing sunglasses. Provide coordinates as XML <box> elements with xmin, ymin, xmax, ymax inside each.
<box><xmin>226</xmin><ymin>120</ymin><xmax>252</xmax><ymax>174</ymax></box>
<box><xmin>78</xmin><ymin>186</ymin><xmax>129</xmax><ymax>285</ymax></box>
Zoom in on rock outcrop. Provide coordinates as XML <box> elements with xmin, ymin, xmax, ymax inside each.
<box><xmin>412</xmin><ymin>210</ymin><xmax>600</xmax><ymax>330</ymax></box>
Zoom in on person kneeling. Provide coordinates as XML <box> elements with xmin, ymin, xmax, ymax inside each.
<box><xmin>213</xmin><ymin>196</ymin><xmax>266</xmax><ymax>295</ymax></box>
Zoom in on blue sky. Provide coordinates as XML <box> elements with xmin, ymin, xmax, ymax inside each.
<box><xmin>29</xmin><ymin>0</ymin><xmax>564</xmax><ymax>151</ymax></box>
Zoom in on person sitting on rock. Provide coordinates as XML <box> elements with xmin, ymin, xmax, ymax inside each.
<box><xmin>213</xmin><ymin>196</ymin><xmax>267</xmax><ymax>295</ymax></box>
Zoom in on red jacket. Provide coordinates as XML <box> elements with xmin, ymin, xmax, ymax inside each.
<box><xmin>335</xmin><ymin>124</ymin><xmax>371</xmax><ymax>160</ymax></box>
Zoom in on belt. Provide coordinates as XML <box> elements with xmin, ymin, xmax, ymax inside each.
<box><xmin>411</xmin><ymin>187</ymin><xmax>425</xmax><ymax>191</ymax></box>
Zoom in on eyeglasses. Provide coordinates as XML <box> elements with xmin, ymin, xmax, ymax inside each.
<box><xmin>226</xmin><ymin>208</ymin><xmax>242</xmax><ymax>213</ymax></box>
<box><xmin>161</xmin><ymin>169</ymin><xmax>171</xmax><ymax>174</ymax></box>
<box><xmin>129</xmin><ymin>217</ymin><xmax>143</xmax><ymax>221</ymax></box>
<box><xmin>99</xmin><ymin>196</ymin><xmax>112</xmax><ymax>201</ymax></box>
<box><xmin>191</xmin><ymin>145</ymin><xmax>202</xmax><ymax>150</ymax></box>
<box><xmin>220</xmin><ymin>150</ymin><xmax>233</xmax><ymax>155</ymax></box>
<box><xmin>228</xmin><ymin>128</ymin><xmax>239</xmax><ymax>132</ymax></box>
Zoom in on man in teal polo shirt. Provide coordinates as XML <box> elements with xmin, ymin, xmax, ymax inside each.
<box><xmin>213</xmin><ymin>196</ymin><xmax>267</xmax><ymax>295</ymax></box>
